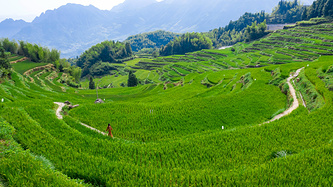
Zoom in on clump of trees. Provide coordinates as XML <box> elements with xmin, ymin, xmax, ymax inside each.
<box><xmin>245</xmin><ymin>20</ymin><xmax>268</xmax><ymax>42</ymax></box>
<box><xmin>302</xmin><ymin>0</ymin><xmax>333</xmax><ymax>20</ymax></box>
<box><xmin>0</xmin><ymin>38</ymin><xmax>60</xmax><ymax>63</ymax></box>
<box><xmin>269</xmin><ymin>0</ymin><xmax>305</xmax><ymax>24</ymax></box>
<box><xmin>76</xmin><ymin>40</ymin><xmax>133</xmax><ymax>77</ymax></box>
<box><xmin>124</xmin><ymin>30</ymin><xmax>180</xmax><ymax>52</ymax></box>
<box><xmin>56</xmin><ymin>59</ymin><xmax>82</xmax><ymax>86</ymax></box>
<box><xmin>207</xmin><ymin>11</ymin><xmax>267</xmax><ymax>48</ymax></box>
<box><xmin>160</xmin><ymin>33</ymin><xmax>212</xmax><ymax>56</ymax></box>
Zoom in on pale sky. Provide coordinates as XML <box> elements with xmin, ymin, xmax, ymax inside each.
<box><xmin>0</xmin><ymin>0</ymin><xmax>314</xmax><ymax>23</ymax></box>
<box><xmin>0</xmin><ymin>0</ymin><xmax>127</xmax><ymax>22</ymax></box>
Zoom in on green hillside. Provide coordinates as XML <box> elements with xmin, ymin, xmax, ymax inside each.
<box><xmin>1</xmin><ymin>21</ymin><xmax>333</xmax><ymax>186</ymax></box>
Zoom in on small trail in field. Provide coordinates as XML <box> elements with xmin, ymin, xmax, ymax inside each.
<box><xmin>10</xmin><ymin>57</ymin><xmax>28</xmax><ymax>64</ymax></box>
<box><xmin>79</xmin><ymin>122</ymin><xmax>107</xmax><ymax>136</ymax></box>
<box><xmin>54</xmin><ymin>102</ymin><xmax>65</xmax><ymax>120</ymax></box>
<box><xmin>54</xmin><ymin>102</ymin><xmax>107</xmax><ymax>135</ymax></box>
<box><xmin>260</xmin><ymin>67</ymin><xmax>304</xmax><ymax>125</ymax></box>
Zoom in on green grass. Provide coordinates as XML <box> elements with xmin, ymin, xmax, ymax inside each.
<box><xmin>12</xmin><ymin>60</ymin><xmax>48</xmax><ymax>74</ymax></box>
<box><xmin>0</xmin><ymin>22</ymin><xmax>333</xmax><ymax>186</ymax></box>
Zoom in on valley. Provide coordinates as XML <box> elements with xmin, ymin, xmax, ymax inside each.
<box><xmin>0</xmin><ymin>0</ymin><xmax>332</xmax><ymax>186</ymax></box>
<box><xmin>1</xmin><ymin>20</ymin><xmax>333</xmax><ymax>186</ymax></box>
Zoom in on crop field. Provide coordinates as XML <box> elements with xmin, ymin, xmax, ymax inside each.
<box><xmin>12</xmin><ymin>60</ymin><xmax>48</xmax><ymax>74</ymax></box>
<box><xmin>0</xmin><ymin>22</ymin><xmax>333</xmax><ymax>186</ymax></box>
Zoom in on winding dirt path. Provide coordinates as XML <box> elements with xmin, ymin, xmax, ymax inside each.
<box><xmin>261</xmin><ymin>67</ymin><xmax>304</xmax><ymax>125</ymax></box>
<box><xmin>54</xmin><ymin>68</ymin><xmax>304</xmax><ymax>135</ymax></box>
<box><xmin>54</xmin><ymin>102</ymin><xmax>65</xmax><ymax>120</ymax></box>
<box><xmin>54</xmin><ymin>102</ymin><xmax>107</xmax><ymax>135</ymax></box>
<box><xmin>10</xmin><ymin>57</ymin><xmax>28</xmax><ymax>64</ymax></box>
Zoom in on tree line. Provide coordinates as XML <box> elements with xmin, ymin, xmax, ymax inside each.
<box><xmin>0</xmin><ymin>38</ymin><xmax>60</xmax><ymax>63</ymax></box>
<box><xmin>207</xmin><ymin>11</ymin><xmax>267</xmax><ymax>48</ymax></box>
<box><xmin>76</xmin><ymin>40</ymin><xmax>133</xmax><ymax>77</ymax></box>
<box><xmin>269</xmin><ymin>0</ymin><xmax>305</xmax><ymax>24</ymax></box>
<box><xmin>302</xmin><ymin>0</ymin><xmax>333</xmax><ymax>20</ymax></box>
<box><xmin>159</xmin><ymin>32</ymin><xmax>213</xmax><ymax>56</ymax></box>
<box><xmin>124</xmin><ymin>30</ymin><xmax>180</xmax><ymax>52</ymax></box>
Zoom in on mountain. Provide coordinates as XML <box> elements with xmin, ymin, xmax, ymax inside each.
<box><xmin>0</xmin><ymin>19</ymin><xmax>29</xmax><ymax>38</ymax></box>
<box><xmin>1</xmin><ymin>0</ymin><xmax>299</xmax><ymax>58</ymax></box>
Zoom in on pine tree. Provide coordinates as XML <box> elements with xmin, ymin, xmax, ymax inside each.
<box><xmin>89</xmin><ymin>76</ymin><xmax>95</xmax><ymax>89</ymax></box>
<box><xmin>127</xmin><ymin>71</ymin><xmax>138</xmax><ymax>87</ymax></box>
<box><xmin>125</xmin><ymin>42</ymin><xmax>132</xmax><ymax>56</ymax></box>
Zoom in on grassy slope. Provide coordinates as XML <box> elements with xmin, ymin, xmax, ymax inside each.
<box><xmin>12</xmin><ymin>60</ymin><xmax>48</xmax><ymax>75</ymax></box>
<box><xmin>0</xmin><ymin>22</ymin><xmax>332</xmax><ymax>186</ymax></box>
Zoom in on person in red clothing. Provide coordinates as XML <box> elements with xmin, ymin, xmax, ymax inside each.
<box><xmin>106</xmin><ymin>123</ymin><xmax>113</xmax><ymax>138</ymax></box>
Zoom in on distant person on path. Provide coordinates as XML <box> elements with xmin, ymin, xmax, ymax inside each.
<box><xmin>106</xmin><ymin>124</ymin><xmax>113</xmax><ymax>138</ymax></box>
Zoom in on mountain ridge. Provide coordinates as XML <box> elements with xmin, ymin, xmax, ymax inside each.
<box><xmin>0</xmin><ymin>0</ymin><xmax>309</xmax><ymax>58</ymax></box>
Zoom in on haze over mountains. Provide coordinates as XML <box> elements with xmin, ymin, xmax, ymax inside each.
<box><xmin>0</xmin><ymin>0</ymin><xmax>314</xmax><ymax>58</ymax></box>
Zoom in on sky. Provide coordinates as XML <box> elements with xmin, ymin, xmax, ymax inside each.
<box><xmin>0</xmin><ymin>0</ymin><xmax>127</xmax><ymax>22</ymax></box>
<box><xmin>0</xmin><ymin>0</ymin><xmax>314</xmax><ymax>23</ymax></box>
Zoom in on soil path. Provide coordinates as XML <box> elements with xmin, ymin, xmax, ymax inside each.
<box><xmin>10</xmin><ymin>57</ymin><xmax>28</xmax><ymax>64</ymax></box>
<box><xmin>54</xmin><ymin>68</ymin><xmax>304</xmax><ymax>134</ymax></box>
<box><xmin>54</xmin><ymin>102</ymin><xmax>65</xmax><ymax>120</ymax></box>
<box><xmin>54</xmin><ymin>102</ymin><xmax>107</xmax><ymax>135</ymax></box>
<box><xmin>219</xmin><ymin>45</ymin><xmax>233</xmax><ymax>50</ymax></box>
<box><xmin>261</xmin><ymin>67</ymin><xmax>304</xmax><ymax>125</ymax></box>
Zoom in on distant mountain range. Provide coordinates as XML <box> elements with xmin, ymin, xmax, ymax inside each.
<box><xmin>0</xmin><ymin>0</ymin><xmax>313</xmax><ymax>58</ymax></box>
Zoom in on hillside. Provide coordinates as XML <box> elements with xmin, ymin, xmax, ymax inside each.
<box><xmin>1</xmin><ymin>0</ymin><xmax>286</xmax><ymax>58</ymax></box>
<box><xmin>1</xmin><ymin>20</ymin><xmax>333</xmax><ymax>186</ymax></box>
<box><xmin>124</xmin><ymin>30</ymin><xmax>181</xmax><ymax>52</ymax></box>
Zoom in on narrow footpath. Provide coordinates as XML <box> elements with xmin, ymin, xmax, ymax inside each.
<box><xmin>54</xmin><ymin>102</ymin><xmax>107</xmax><ymax>135</ymax></box>
<box><xmin>261</xmin><ymin>67</ymin><xmax>304</xmax><ymax>125</ymax></box>
<box><xmin>54</xmin><ymin>68</ymin><xmax>304</xmax><ymax>135</ymax></box>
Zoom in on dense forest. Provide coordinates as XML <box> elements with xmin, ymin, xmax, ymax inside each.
<box><xmin>159</xmin><ymin>32</ymin><xmax>213</xmax><ymax>56</ymax></box>
<box><xmin>76</xmin><ymin>41</ymin><xmax>133</xmax><ymax>77</ymax></box>
<box><xmin>124</xmin><ymin>30</ymin><xmax>180</xmax><ymax>52</ymax></box>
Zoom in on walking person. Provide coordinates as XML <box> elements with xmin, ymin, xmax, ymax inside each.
<box><xmin>106</xmin><ymin>123</ymin><xmax>113</xmax><ymax>138</ymax></box>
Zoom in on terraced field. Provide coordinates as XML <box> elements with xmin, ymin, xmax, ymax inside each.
<box><xmin>0</xmin><ymin>21</ymin><xmax>333</xmax><ymax>186</ymax></box>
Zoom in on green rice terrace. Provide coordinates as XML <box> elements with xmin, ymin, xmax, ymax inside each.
<box><xmin>1</xmin><ymin>22</ymin><xmax>333</xmax><ymax>186</ymax></box>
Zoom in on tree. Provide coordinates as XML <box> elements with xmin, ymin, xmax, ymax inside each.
<box><xmin>127</xmin><ymin>71</ymin><xmax>138</xmax><ymax>87</ymax></box>
<box><xmin>245</xmin><ymin>20</ymin><xmax>267</xmax><ymax>42</ymax></box>
<box><xmin>0</xmin><ymin>47</ymin><xmax>11</xmax><ymax>78</ymax></box>
<box><xmin>72</xmin><ymin>67</ymin><xmax>82</xmax><ymax>83</ymax></box>
<box><xmin>0</xmin><ymin>48</ymin><xmax>9</xmax><ymax>69</ymax></box>
<box><xmin>125</xmin><ymin>42</ymin><xmax>132</xmax><ymax>56</ymax></box>
<box><xmin>89</xmin><ymin>76</ymin><xmax>95</xmax><ymax>89</ymax></box>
